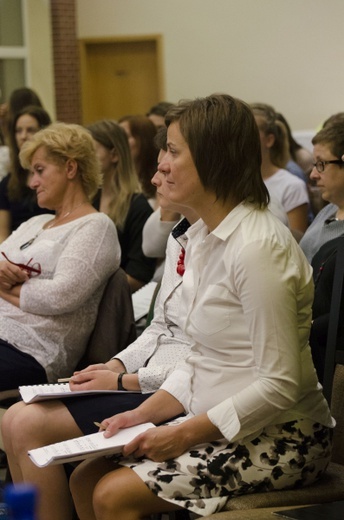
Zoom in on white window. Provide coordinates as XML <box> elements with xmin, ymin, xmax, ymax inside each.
<box><xmin>0</xmin><ymin>0</ymin><xmax>27</xmax><ymax>104</ymax></box>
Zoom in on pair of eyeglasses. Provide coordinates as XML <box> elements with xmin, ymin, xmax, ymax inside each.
<box><xmin>312</xmin><ymin>159</ymin><xmax>344</xmax><ymax>173</ymax></box>
<box><xmin>1</xmin><ymin>252</ymin><xmax>41</xmax><ymax>277</ymax></box>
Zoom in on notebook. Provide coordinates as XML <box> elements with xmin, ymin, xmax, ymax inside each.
<box><xmin>132</xmin><ymin>281</ymin><xmax>158</xmax><ymax>321</ymax></box>
<box><xmin>19</xmin><ymin>383</ymin><xmax>139</xmax><ymax>404</ymax></box>
<box><xmin>28</xmin><ymin>422</ymin><xmax>155</xmax><ymax>467</ymax></box>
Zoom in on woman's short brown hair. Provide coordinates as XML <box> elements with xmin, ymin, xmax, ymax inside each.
<box><xmin>312</xmin><ymin>121</ymin><xmax>344</xmax><ymax>160</ymax></box>
<box><xmin>165</xmin><ymin>94</ymin><xmax>269</xmax><ymax>207</ymax></box>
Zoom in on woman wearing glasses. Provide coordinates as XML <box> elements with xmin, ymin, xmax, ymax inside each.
<box><xmin>298</xmin><ymin>121</ymin><xmax>344</xmax><ymax>381</ymax></box>
<box><xmin>299</xmin><ymin>121</ymin><xmax>344</xmax><ymax>263</ymax></box>
<box><xmin>309</xmin><ymin>231</ymin><xmax>344</xmax><ymax>383</ymax></box>
<box><xmin>0</xmin><ymin>122</ymin><xmax>120</xmax><ymax>392</ymax></box>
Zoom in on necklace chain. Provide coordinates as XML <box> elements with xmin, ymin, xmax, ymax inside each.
<box><xmin>45</xmin><ymin>201</ymin><xmax>88</xmax><ymax>230</ymax></box>
<box><xmin>20</xmin><ymin>201</ymin><xmax>88</xmax><ymax>250</ymax></box>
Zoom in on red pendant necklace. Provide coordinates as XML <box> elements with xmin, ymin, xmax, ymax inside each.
<box><xmin>176</xmin><ymin>247</ymin><xmax>185</xmax><ymax>276</ymax></box>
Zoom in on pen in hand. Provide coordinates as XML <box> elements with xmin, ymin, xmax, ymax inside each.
<box><xmin>94</xmin><ymin>421</ymin><xmax>106</xmax><ymax>430</ymax></box>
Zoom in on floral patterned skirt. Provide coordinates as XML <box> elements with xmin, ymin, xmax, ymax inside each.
<box><xmin>119</xmin><ymin>418</ymin><xmax>332</xmax><ymax>517</ymax></box>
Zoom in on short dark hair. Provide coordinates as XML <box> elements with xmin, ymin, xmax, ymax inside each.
<box><xmin>165</xmin><ymin>94</ymin><xmax>269</xmax><ymax>207</ymax></box>
<box><xmin>154</xmin><ymin>126</ymin><xmax>167</xmax><ymax>151</ymax></box>
<box><xmin>8</xmin><ymin>105</ymin><xmax>52</xmax><ymax>200</ymax></box>
<box><xmin>147</xmin><ymin>101</ymin><xmax>174</xmax><ymax>117</ymax></box>
<box><xmin>9</xmin><ymin>87</ymin><xmax>43</xmax><ymax>117</ymax></box>
<box><xmin>312</xmin><ymin>121</ymin><xmax>344</xmax><ymax>160</ymax></box>
<box><xmin>322</xmin><ymin>112</ymin><xmax>344</xmax><ymax>129</ymax></box>
<box><xmin>11</xmin><ymin>105</ymin><xmax>51</xmax><ymax>137</ymax></box>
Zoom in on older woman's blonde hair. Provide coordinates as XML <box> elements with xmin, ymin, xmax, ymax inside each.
<box><xmin>19</xmin><ymin>122</ymin><xmax>102</xmax><ymax>200</ymax></box>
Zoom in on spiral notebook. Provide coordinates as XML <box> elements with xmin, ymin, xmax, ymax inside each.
<box><xmin>132</xmin><ymin>281</ymin><xmax>158</xmax><ymax>321</ymax></box>
<box><xmin>19</xmin><ymin>383</ymin><xmax>139</xmax><ymax>404</ymax></box>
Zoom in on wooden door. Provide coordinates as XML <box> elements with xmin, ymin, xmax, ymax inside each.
<box><xmin>79</xmin><ymin>36</ymin><xmax>164</xmax><ymax>125</ymax></box>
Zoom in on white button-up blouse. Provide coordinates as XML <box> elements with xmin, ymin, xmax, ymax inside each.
<box><xmin>161</xmin><ymin>202</ymin><xmax>334</xmax><ymax>442</ymax></box>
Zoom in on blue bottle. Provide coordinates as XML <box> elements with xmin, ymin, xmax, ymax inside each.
<box><xmin>0</xmin><ymin>501</ymin><xmax>8</xmax><ymax>520</ymax></box>
<box><xmin>0</xmin><ymin>483</ymin><xmax>8</xmax><ymax>519</ymax></box>
<box><xmin>3</xmin><ymin>484</ymin><xmax>38</xmax><ymax>520</ymax></box>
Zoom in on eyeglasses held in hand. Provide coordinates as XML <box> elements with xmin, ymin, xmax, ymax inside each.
<box><xmin>1</xmin><ymin>252</ymin><xmax>41</xmax><ymax>277</ymax></box>
<box><xmin>312</xmin><ymin>159</ymin><xmax>344</xmax><ymax>173</ymax></box>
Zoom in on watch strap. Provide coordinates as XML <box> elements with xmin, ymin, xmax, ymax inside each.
<box><xmin>117</xmin><ymin>371</ymin><xmax>127</xmax><ymax>391</ymax></box>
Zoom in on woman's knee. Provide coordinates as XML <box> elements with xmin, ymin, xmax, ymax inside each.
<box><xmin>93</xmin><ymin>467</ymin><xmax>135</xmax><ymax>517</ymax></box>
<box><xmin>69</xmin><ymin>457</ymin><xmax>90</xmax><ymax>495</ymax></box>
<box><xmin>1</xmin><ymin>401</ymin><xmax>28</xmax><ymax>449</ymax></box>
<box><xmin>2</xmin><ymin>402</ymin><xmax>50</xmax><ymax>454</ymax></box>
<box><xmin>70</xmin><ymin>457</ymin><xmax>115</xmax><ymax>503</ymax></box>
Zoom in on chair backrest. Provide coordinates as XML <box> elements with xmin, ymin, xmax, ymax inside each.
<box><xmin>145</xmin><ymin>280</ymin><xmax>161</xmax><ymax>328</ymax></box>
<box><xmin>76</xmin><ymin>267</ymin><xmax>137</xmax><ymax>369</ymax></box>
<box><xmin>330</xmin><ymin>363</ymin><xmax>344</xmax><ymax>465</ymax></box>
<box><xmin>322</xmin><ymin>236</ymin><xmax>344</xmax><ymax>404</ymax></box>
<box><xmin>314</xmin><ymin>238</ymin><xmax>344</xmax><ymax>465</ymax></box>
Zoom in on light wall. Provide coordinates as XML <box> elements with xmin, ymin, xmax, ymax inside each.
<box><xmin>25</xmin><ymin>0</ymin><xmax>55</xmax><ymax>119</ymax></box>
<box><xmin>76</xmin><ymin>0</ymin><xmax>344</xmax><ymax>132</ymax></box>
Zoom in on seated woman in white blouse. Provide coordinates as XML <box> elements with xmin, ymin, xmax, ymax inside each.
<box><xmin>1</xmin><ymin>136</ymin><xmax>199</xmax><ymax>519</ymax></box>
<box><xmin>0</xmin><ymin>122</ymin><xmax>120</xmax><ymax>390</ymax></box>
<box><xmin>69</xmin><ymin>94</ymin><xmax>334</xmax><ymax>520</ymax></box>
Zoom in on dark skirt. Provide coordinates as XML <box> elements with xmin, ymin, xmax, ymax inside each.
<box><xmin>0</xmin><ymin>339</ymin><xmax>47</xmax><ymax>391</ymax></box>
<box><xmin>62</xmin><ymin>392</ymin><xmax>153</xmax><ymax>435</ymax></box>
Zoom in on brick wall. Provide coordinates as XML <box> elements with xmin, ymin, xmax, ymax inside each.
<box><xmin>50</xmin><ymin>0</ymin><xmax>81</xmax><ymax>124</ymax></box>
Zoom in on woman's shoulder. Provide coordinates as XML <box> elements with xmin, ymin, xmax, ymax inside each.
<box><xmin>0</xmin><ymin>173</ymin><xmax>10</xmax><ymax>207</ymax></box>
<box><xmin>299</xmin><ymin>205</ymin><xmax>336</xmax><ymax>248</ymax></box>
<box><xmin>60</xmin><ymin>213</ymin><xmax>120</xmax><ymax>263</ymax></box>
<box><xmin>52</xmin><ymin>212</ymin><xmax>118</xmax><ymax>244</ymax></box>
<box><xmin>128</xmin><ymin>193</ymin><xmax>154</xmax><ymax>215</ymax></box>
<box><xmin>131</xmin><ymin>192</ymin><xmax>153</xmax><ymax>207</ymax></box>
<box><xmin>0</xmin><ymin>173</ymin><xmax>10</xmax><ymax>190</ymax></box>
<box><xmin>0</xmin><ymin>172</ymin><xmax>10</xmax><ymax>183</ymax></box>
<box><xmin>312</xmin><ymin>234</ymin><xmax>343</xmax><ymax>266</ymax></box>
<box><xmin>26</xmin><ymin>213</ymin><xmax>55</xmax><ymax>226</ymax></box>
<box><xmin>232</xmin><ymin>205</ymin><xmax>296</xmax><ymax>250</ymax></box>
<box><xmin>286</xmin><ymin>160</ymin><xmax>307</xmax><ymax>182</ymax></box>
<box><xmin>77</xmin><ymin>211</ymin><xmax>117</xmax><ymax>231</ymax></box>
<box><xmin>276</xmin><ymin>168</ymin><xmax>306</xmax><ymax>187</ymax></box>
<box><xmin>310</xmin><ymin>203</ymin><xmax>337</xmax><ymax>224</ymax></box>
<box><xmin>10</xmin><ymin>213</ymin><xmax>54</xmax><ymax>237</ymax></box>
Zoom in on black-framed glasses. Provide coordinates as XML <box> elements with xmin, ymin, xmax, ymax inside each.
<box><xmin>1</xmin><ymin>252</ymin><xmax>41</xmax><ymax>277</ymax></box>
<box><xmin>312</xmin><ymin>159</ymin><xmax>344</xmax><ymax>173</ymax></box>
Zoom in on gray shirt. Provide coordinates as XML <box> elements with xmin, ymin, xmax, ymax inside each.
<box><xmin>299</xmin><ymin>203</ymin><xmax>344</xmax><ymax>262</ymax></box>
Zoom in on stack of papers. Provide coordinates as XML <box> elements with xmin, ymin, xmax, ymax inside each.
<box><xmin>28</xmin><ymin>422</ymin><xmax>155</xmax><ymax>467</ymax></box>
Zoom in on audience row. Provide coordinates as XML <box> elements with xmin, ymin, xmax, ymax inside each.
<box><xmin>0</xmin><ymin>89</ymin><xmax>342</xmax><ymax>519</ymax></box>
